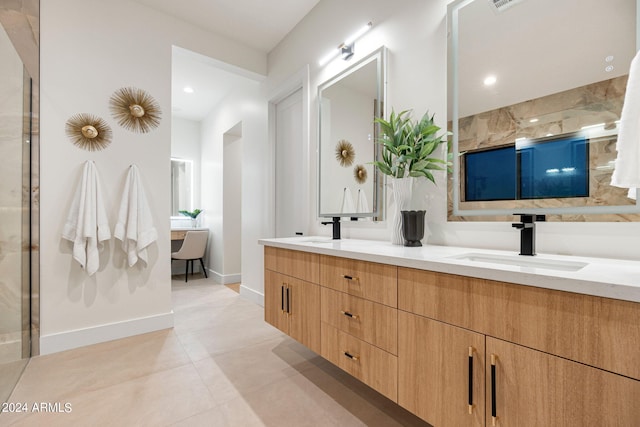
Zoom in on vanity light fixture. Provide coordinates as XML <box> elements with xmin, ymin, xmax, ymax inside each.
<box><xmin>318</xmin><ymin>22</ymin><xmax>373</xmax><ymax>65</ymax></box>
<box><xmin>529</xmin><ymin>118</ymin><xmax>539</xmax><ymax>123</ymax></box>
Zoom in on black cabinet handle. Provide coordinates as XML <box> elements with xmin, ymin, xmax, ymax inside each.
<box><xmin>491</xmin><ymin>354</ymin><xmax>497</xmax><ymax>426</ymax></box>
<box><xmin>285</xmin><ymin>287</ymin><xmax>290</xmax><ymax>314</ymax></box>
<box><xmin>468</xmin><ymin>347</ymin><xmax>474</xmax><ymax>414</ymax></box>
<box><xmin>280</xmin><ymin>285</ymin><xmax>285</xmax><ymax>312</ymax></box>
<box><xmin>340</xmin><ymin>310</ymin><xmax>359</xmax><ymax>320</ymax></box>
<box><xmin>342</xmin><ymin>274</ymin><xmax>359</xmax><ymax>281</ymax></box>
<box><xmin>343</xmin><ymin>351</ymin><xmax>359</xmax><ymax>361</ymax></box>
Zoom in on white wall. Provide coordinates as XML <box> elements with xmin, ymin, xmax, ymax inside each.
<box><xmin>223</xmin><ymin>131</ymin><xmax>242</xmax><ymax>275</ymax></box>
<box><xmin>266</xmin><ymin>0</ymin><xmax>640</xmax><ymax>261</ymax></box>
<box><xmin>266</xmin><ymin>0</ymin><xmax>451</xmax><ymax>241</ymax></box>
<box><xmin>40</xmin><ymin>0</ymin><xmax>268</xmax><ymax>354</ymax></box>
<box><xmin>199</xmin><ymin>82</ymin><xmax>268</xmax><ymax>296</ymax></box>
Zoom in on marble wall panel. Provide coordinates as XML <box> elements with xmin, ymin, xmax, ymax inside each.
<box><xmin>449</xmin><ymin>75</ymin><xmax>639</xmax><ymax>222</ymax></box>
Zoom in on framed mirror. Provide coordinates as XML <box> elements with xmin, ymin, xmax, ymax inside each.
<box><xmin>448</xmin><ymin>0</ymin><xmax>640</xmax><ymax>220</ymax></box>
<box><xmin>318</xmin><ymin>46</ymin><xmax>386</xmax><ymax>219</ymax></box>
<box><xmin>170</xmin><ymin>158</ymin><xmax>193</xmax><ymax>217</ymax></box>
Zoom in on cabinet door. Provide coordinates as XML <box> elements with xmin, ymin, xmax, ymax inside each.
<box><xmin>486</xmin><ymin>337</ymin><xmax>640</xmax><ymax>427</ymax></box>
<box><xmin>398</xmin><ymin>311</ymin><xmax>485</xmax><ymax>427</ymax></box>
<box><xmin>264</xmin><ymin>270</ymin><xmax>289</xmax><ymax>335</ymax></box>
<box><xmin>288</xmin><ymin>276</ymin><xmax>321</xmax><ymax>354</ymax></box>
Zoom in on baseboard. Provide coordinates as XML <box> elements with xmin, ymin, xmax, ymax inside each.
<box><xmin>239</xmin><ymin>285</ymin><xmax>264</xmax><ymax>307</ymax></box>
<box><xmin>209</xmin><ymin>269</ymin><xmax>241</xmax><ymax>285</ymax></box>
<box><xmin>39</xmin><ymin>311</ymin><xmax>174</xmax><ymax>355</ymax></box>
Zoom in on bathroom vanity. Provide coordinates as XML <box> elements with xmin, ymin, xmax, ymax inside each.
<box><xmin>259</xmin><ymin>237</ymin><xmax>640</xmax><ymax>426</ymax></box>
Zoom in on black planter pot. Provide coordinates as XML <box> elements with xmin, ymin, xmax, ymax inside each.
<box><xmin>401</xmin><ymin>210</ymin><xmax>426</xmax><ymax>247</ymax></box>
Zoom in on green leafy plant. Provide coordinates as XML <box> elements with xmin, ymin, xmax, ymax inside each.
<box><xmin>179</xmin><ymin>209</ymin><xmax>202</xmax><ymax>219</ymax></box>
<box><xmin>372</xmin><ymin>110</ymin><xmax>451</xmax><ymax>184</ymax></box>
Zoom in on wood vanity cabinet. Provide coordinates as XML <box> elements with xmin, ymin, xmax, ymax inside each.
<box><xmin>398</xmin><ymin>267</ymin><xmax>640</xmax><ymax>427</ymax></box>
<box><xmin>263</xmin><ymin>246</ymin><xmax>640</xmax><ymax>426</ymax></box>
<box><xmin>264</xmin><ymin>247</ymin><xmax>321</xmax><ymax>354</ymax></box>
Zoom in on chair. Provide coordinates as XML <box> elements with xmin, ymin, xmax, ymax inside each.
<box><xmin>171</xmin><ymin>230</ymin><xmax>209</xmax><ymax>282</ymax></box>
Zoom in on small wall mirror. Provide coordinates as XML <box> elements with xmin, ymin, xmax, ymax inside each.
<box><xmin>448</xmin><ymin>0</ymin><xmax>640</xmax><ymax>220</ymax></box>
<box><xmin>318</xmin><ymin>46</ymin><xmax>386</xmax><ymax>219</ymax></box>
<box><xmin>170</xmin><ymin>158</ymin><xmax>193</xmax><ymax>216</ymax></box>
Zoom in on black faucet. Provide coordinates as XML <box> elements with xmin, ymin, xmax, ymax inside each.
<box><xmin>511</xmin><ymin>214</ymin><xmax>545</xmax><ymax>256</ymax></box>
<box><xmin>321</xmin><ymin>217</ymin><xmax>341</xmax><ymax>240</ymax></box>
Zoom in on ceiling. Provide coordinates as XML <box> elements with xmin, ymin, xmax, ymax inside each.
<box><xmin>137</xmin><ymin>0</ymin><xmax>321</xmax><ymax>121</ymax></box>
<box><xmin>136</xmin><ymin>0</ymin><xmax>320</xmax><ymax>53</ymax></box>
<box><xmin>171</xmin><ymin>46</ymin><xmax>261</xmax><ymax>121</ymax></box>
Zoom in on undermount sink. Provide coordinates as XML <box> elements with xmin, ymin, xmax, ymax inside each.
<box><xmin>297</xmin><ymin>237</ymin><xmax>335</xmax><ymax>244</ymax></box>
<box><xmin>448</xmin><ymin>252</ymin><xmax>588</xmax><ymax>272</ymax></box>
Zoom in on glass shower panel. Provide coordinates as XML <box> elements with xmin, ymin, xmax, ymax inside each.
<box><xmin>0</xmin><ymin>20</ymin><xmax>31</xmax><ymax>403</ymax></box>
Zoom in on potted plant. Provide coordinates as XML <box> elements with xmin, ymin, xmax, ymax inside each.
<box><xmin>179</xmin><ymin>209</ymin><xmax>203</xmax><ymax>228</ymax></box>
<box><xmin>372</xmin><ymin>109</ymin><xmax>450</xmax><ymax>245</ymax></box>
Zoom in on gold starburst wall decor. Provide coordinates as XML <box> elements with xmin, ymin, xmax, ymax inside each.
<box><xmin>109</xmin><ymin>87</ymin><xmax>162</xmax><ymax>133</ymax></box>
<box><xmin>354</xmin><ymin>164</ymin><xmax>368</xmax><ymax>184</ymax></box>
<box><xmin>335</xmin><ymin>139</ymin><xmax>355</xmax><ymax>167</ymax></box>
<box><xmin>65</xmin><ymin>113</ymin><xmax>113</xmax><ymax>151</ymax></box>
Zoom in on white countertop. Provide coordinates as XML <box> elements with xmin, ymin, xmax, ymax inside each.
<box><xmin>259</xmin><ymin>237</ymin><xmax>640</xmax><ymax>304</ymax></box>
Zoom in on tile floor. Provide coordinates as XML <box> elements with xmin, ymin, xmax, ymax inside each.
<box><xmin>1</xmin><ymin>277</ymin><xmax>431</xmax><ymax>427</ymax></box>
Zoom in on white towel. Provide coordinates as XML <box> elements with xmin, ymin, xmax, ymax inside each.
<box><xmin>355</xmin><ymin>189</ymin><xmax>370</xmax><ymax>213</ymax></box>
<box><xmin>611</xmin><ymin>49</ymin><xmax>640</xmax><ymax>197</ymax></box>
<box><xmin>114</xmin><ymin>165</ymin><xmax>158</xmax><ymax>267</ymax></box>
<box><xmin>340</xmin><ymin>187</ymin><xmax>355</xmax><ymax>213</ymax></box>
<box><xmin>61</xmin><ymin>161</ymin><xmax>111</xmax><ymax>275</ymax></box>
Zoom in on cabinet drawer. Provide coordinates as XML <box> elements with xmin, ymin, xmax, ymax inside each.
<box><xmin>171</xmin><ymin>230</ymin><xmax>187</xmax><ymax>240</ymax></box>
<box><xmin>398</xmin><ymin>267</ymin><xmax>640</xmax><ymax>381</ymax></box>
<box><xmin>321</xmin><ymin>287</ymin><xmax>397</xmax><ymax>354</ymax></box>
<box><xmin>321</xmin><ymin>323</ymin><xmax>397</xmax><ymax>402</ymax></box>
<box><xmin>264</xmin><ymin>247</ymin><xmax>319</xmax><ymax>284</ymax></box>
<box><xmin>319</xmin><ymin>255</ymin><xmax>397</xmax><ymax>307</ymax></box>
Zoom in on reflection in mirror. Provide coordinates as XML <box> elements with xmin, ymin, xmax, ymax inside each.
<box><xmin>318</xmin><ymin>46</ymin><xmax>386</xmax><ymax>219</ymax></box>
<box><xmin>170</xmin><ymin>158</ymin><xmax>193</xmax><ymax>216</ymax></box>
<box><xmin>448</xmin><ymin>0</ymin><xmax>640</xmax><ymax>220</ymax></box>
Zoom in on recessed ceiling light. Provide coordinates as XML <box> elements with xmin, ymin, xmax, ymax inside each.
<box><xmin>605</xmin><ymin>55</ymin><xmax>614</xmax><ymax>62</ymax></box>
<box><xmin>605</xmin><ymin>65</ymin><xmax>614</xmax><ymax>72</ymax></box>
<box><xmin>183</xmin><ymin>86</ymin><xmax>194</xmax><ymax>94</ymax></box>
<box><xmin>483</xmin><ymin>75</ymin><xmax>497</xmax><ymax>86</ymax></box>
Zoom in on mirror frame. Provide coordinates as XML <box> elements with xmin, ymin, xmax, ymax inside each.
<box><xmin>317</xmin><ymin>46</ymin><xmax>387</xmax><ymax>220</ymax></box>
<box><xmin>448</xmin><ymin>0</ymin><xmax>640</xmax><ymax>218</ymax></box>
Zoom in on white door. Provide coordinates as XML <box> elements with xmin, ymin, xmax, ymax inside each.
<box><xmin>275</xmin><ymin>88</ymin><xmax>306</xmax><ymax>237</ymax></box>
